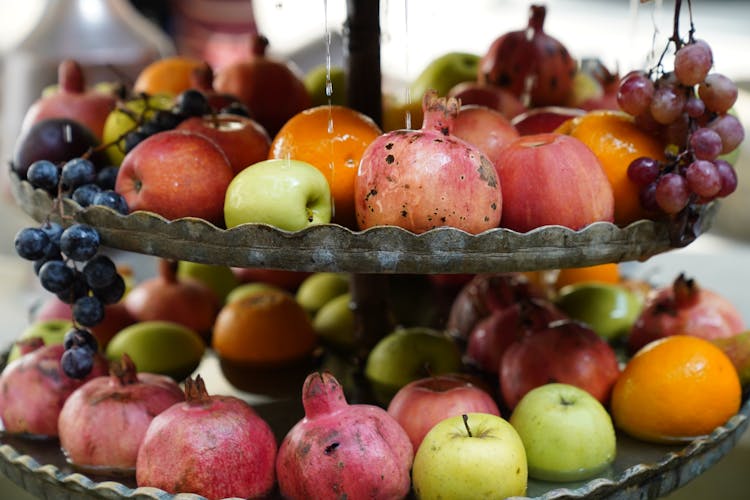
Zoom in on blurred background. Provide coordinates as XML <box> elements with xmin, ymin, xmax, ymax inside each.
<box><xmin>0</xmin><ymin>1</ymin><xmax>748</xmax><ymax>498</ymax></box>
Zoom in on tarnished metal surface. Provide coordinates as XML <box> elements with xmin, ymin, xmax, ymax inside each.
<box><xmin>9</xmin><ymin>173</ymin><xmax>717</xmax><ymax>274</ymax></box>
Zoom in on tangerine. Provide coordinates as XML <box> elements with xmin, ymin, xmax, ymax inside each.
<box><xmin>212</xmin><ymin>289</ymin><xmax>317</xmax><ymax>366</ymax></box>
<box><xmin>269</xmin><ymin>105</ymin><xmax>383</xmax><ymax>229</ymax></box>
<box><xmin>555</xmin><ymin>110</ymin><xmax>666</xmax><ymax>226</ymax></box>
<box><xmin>611</xmin><ymin>335</ymin><xmax>741</xmax><ymax>443</ymax></box>
<box><xmin>555</xmin><ymin>263</ymin><xmax>620</xmax><ymax>289</ymax></box>
<box><xmin>133</xmin><ymin>56</ymin><xmax>207</xmax><ymax>97</ymax></box>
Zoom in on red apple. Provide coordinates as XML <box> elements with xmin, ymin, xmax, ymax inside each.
<box><xmin>447</xmin><ymin>81</ymin><xmax>526</xmax><ymax>120</ymax></box>
<box><xmin>465</xmin><ymin>298</ymin><xmax>567</xmax><ymax>374</ymax></box>
<box><xmin>387</xmin><ymin>373</ymin><xmax>500</xmax><ymax>451</ymax></box>
<box><xmin>510</xmin><ymin>106</ymin><xmax>586</xmax><ymax>135</ymax></box>
<box><xmin>494</xmin><ymin>133</ymin><xmax>614</xmax><ymax>232</ymax></box>
<box><xmin>452</xmin><ymin>105</ymin><xmax>520</xmax><ymax>169</ymax></box>
<box><xmin>115</xmin><ymin>130</ymin><xmax>234</xmax><ymax>226</ymax></box>
<box><xmin>499</xmin><ymin>320</ymin><xmax>621</xmax><ymax>409</ymax></box>
<box><xmin>176</xmin><ymin>114</ymin><xmax>271</xmax><ymax>175</ymax></box>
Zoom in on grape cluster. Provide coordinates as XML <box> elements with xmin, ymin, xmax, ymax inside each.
<box><xmin>618</xmin><ymin>36</ymin><xmax>743</xmax><ymax>216</ymax></box>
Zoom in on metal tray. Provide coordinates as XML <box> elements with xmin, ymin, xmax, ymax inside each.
<box><xmin>9</xmin><ymin>172</ymin><xmax>717</xmax><ymax>274</ymax></box>
<box><xmin>1</xmin><ymin>350</ymin><xmax>748</xmax><ymax>500</ymax></box>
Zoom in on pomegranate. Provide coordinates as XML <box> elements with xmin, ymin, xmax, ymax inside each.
<box><xmin>448</xmin><ymin>81</ymin><xmax>527</xmax><ymax>120</ymax></box>
<box><xmin>500</xmin><ymin>320</ymin><xmax>621</xmax><ymax>409</ymax></box>
<box><xmin>0</xmin><ymin>343</ymin><xmax>108</xmax><ymax>437</ymax></box>
<box><xmin>446</xmin><ymin>272</ymin><xmax>547</xmax><ymax>343</ymax></box>
<box><xmin>465</xmin><ymin>298</ymin><xmax>568</xmax><ymax>374</ymax></box>
<box><xmin>57</xmin><ymin>355</ymin><xmax>184</xmax><ymax>472</ymax></box>
<box><xmin>20</xmin><ymin>59</ymin><xmax>117</xmax><ymax>140</ymax></box>
<box><xmin>276</xmin><ymin>371</ymin><xmax>413</xmax><ymax>500</ymax></box>
<box><xmin>136</xmin><ymin>375</ymin><xmax>277</xmax><ymax>499</ymax></box>
<box><xmin>124</xmin><ymin>259</ymin><xmax>220</xmax><ymax>341</ymax></box>
<box><xmin>628</xmin><ymin>273</ymin><xmax>746</xmax><ymax>354</ymax></box>
<box><xmin>213</xmin><ymin>34</ymin><xmax>312</xmax><ymax>137</ymax></box>
<box><xmin>356</xmin><ymin>89</ymin><xmax>502</xmax><ymax>234</ymax></box>
<box><xmin>188</xmin><ymin>62</ymin><xmax>242</xmax><ymax>113</ymax></box>
<box><xmin>479</xmin><ymin>5</ymin><xmax>577</xmax><ymax>107</ymax></box>
<box><xmin>452</xmin><ymin>104</ymin><xmax>520</xmax><ymax>169</ymax></box>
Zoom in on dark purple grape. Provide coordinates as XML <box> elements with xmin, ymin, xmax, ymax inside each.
<box><xmin>60</xmin><ymin>224</ymin><xmax>100</xmax><ymax>262</ymax></box>
<box><xmin>26</xmin><ymin>160</ymin><xmax>60</xmax><ymax>191</ymax></box>
<box><xmin>92</xmin><ymin>274</ymin><xmax>125</xmax><ymax>305</ymax></box>
<box><xmin>38</xmin><ymin>260</ymin><xmax>75</xmax><ymax>293</ymax></box>
<box><xmin>220</xmin><ymin>101</ymin><xmax>251</xmax><ymax>118</ymax></box>
<box><xmin>96</xmin><ymin>165</ymin><xmax>119</xmax><ymax>190</ymax></box>
<box><xmin>61</xmin><ymin>346</ymin><xmax>94</xmax><ymax>379</ymax></box>
<box><xmin>175</xmin><ymin>89</ymin><xmax>211</xmax><ymax>118</ymax></box>
<box><xmin>82</xmin><ymin>254</ymin><xmax>117</xmax><ymax>289</ymax></box>
<box><xmin>72</xmin><ymin>183</ymin><xmax>102</xmax><ymax>207</ymax></box>
<box><xmin>685</xmin><ymin>160</ymin><xmax>721</xmax><ymax>198</ymax></box>
<box><xmin>92</xmin><ymin>190</ymin><xmax>129</xmax><ymax>215</ymax></box>
<box><xmin>689</xmin><ymin>127</ymin><xmax>723</xmax><ymax>161</ymax></box>
<box><xmin>14</xmin><ymin>227</ymin><xmax>50</xmax><ymax>260</ymax></box>
<box><xmin>627</xmin><ymin>157</ymin><xmax>660</xmax><ymax>186</ymax></box>
<box><xmin>61</xmin><ymin>157</ymin><xmax>96</xmax><ymax>190</ymax></box>
<box><xmin>124</xmin><ymin>130</ymin><xmax>149</xmax><ymax>153</ymax></box>
<box><xmin>674</xmin><ymin>40</ymin><xmax>713</xmax><ymax>86</ymax></box>
<box><xmin>72</xmin><ymin>295</ymin><xmax>105</xmax><ymax>327</ymax></box>
<box><xmin>715</xmin><ymin>159</ymin><xmax>738</xmax><ymax>197</ymax></box>
<box><xmin>617</xmin><ymin>71</ymin><xmax>655</xmax><ymax>116</ymax></box>
<box><xmin>699</xmin><ymin>73</ymin><xmax>738</xmax><ymax>114</ymax></box>
<box><xmin>655</xmin><ymin>173</ymin><xmax>690</xmax><ymax>214</ymax></box>
<box><xmin>151</xmin><ymin>110</ymin><xmax>185</xmax><ymax>130</ymax></box>
<box><xmin>56</xmin><ymin>273</ymin><xmax>90</xmax><ymax>304</ymax></box>
<box><xmin>639</xmin><ymin>182</ymin><xmax>660</xmax><ymax>212</ymax></box>
<box><xmin>63</xmin><ymin>327</ymin><xmax>99</xmax><ymax>353</ymax></box>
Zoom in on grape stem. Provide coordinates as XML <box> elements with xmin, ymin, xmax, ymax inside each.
<box><xmin>655</xmin><ymin>0</ymin><xmax>695</xmax><ymax>75</ymax></box>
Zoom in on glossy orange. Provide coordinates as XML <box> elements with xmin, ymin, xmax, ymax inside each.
<box><xmin>133</xmin><ymin>56</ymin><xmax>207</xmax><ymax>97</ymax></box>
<box><xmin>555</xmin><ymin>263</ymin><xmax>621</xmax><ymax>289</ymax></box>
<box><xmin>269</xmin><ymin>105</ymin><xmax>382</xmax><ymax>229</ymax></box>
<box><xmin>611</xmin><ymin>335</ymin><xmax>741</xmax><ymax>443</ymax></box>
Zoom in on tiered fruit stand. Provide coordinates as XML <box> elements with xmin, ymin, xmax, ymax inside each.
<box><xmin>1</xmin><ymin>1</ymin><xmax>749</xmax><ymax>499</ymax></box>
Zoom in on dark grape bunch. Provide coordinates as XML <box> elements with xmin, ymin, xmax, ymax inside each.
<box><xmin>617</xmin><ymin>1</ymin><xmax>744</xmax><ymax>219</ymax></box>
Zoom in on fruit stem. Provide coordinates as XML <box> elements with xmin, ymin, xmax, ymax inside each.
<box><xmin>59</xmin><ymin>59</ymin><xmax>85</xmax><ymax>94</ymax></box>
<box><xmin>159</xmin><ymin>259</ymin><xmax>179</xmax><ymax>284</ymax></box>
<box><xmin>111</xmin><ymin>353</ymin><xmax>139</xmax><ymax>385</ymax></box>
<box><xmin>528</xmin><ymin>5</ymin><xmax>546</xmax><ymax>33</ymax></box>
<box><xmin>462</xmin><ymin>414</ymin><xmax>473</xmax><ymax>437</ymax></box>
<box><xmin>251</xmin><ymin>34</ymin><xmax>269</xmax><ymax>58</ymax></box>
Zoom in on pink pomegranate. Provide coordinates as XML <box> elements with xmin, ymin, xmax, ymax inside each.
<box><xmin>276</xmin><ymin>371</ymin><xmax>413</xmax><ymax>500</ymax></box>
<box><xmin>58</xmin><ymin>355</ymin><xmax>184</xmax><ymax>472</ymax></box>
<box><xmin>452</xmin><ymin>104</ymin><xmax>520</xmax><ymax>169</ymax></box>
<box><xmin>20</xmin><ymin>59</ymin><xmax>117</xmax><ymax>139</ymax></box>
<box><xmin>136</xmin><ymin>375</ymin><xmax>276</xmax><ymax>499</ymax></box>
<box><xmin>355</xmin><ymin>89</ymin><xmax>502</xmax><ymax>234</ymax></box>
<box><xmin>0</xmin><ymin>343</ymin><xmax>108</xmax><ymax>437</ymax></box>
<box><xmin>628</xmin><ymin>273</ymin><xmax>746</xmax><ymax>354</ymax></box>
<box><xmin>479</xmin><ymin>4</ymin><xmax>577</xmax><ymax>107</ymax></box>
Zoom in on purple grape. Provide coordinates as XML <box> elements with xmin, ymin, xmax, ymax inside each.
<box><xmin>627</xmin><ymin>157</ymin><xmax>660</xmax><ymax>186</ymax></box>
<box><xmin>72</xmin><ymin>295</ymin><xmax>105</xmax><ymax>327</ymax></box>
<box><xmin>699</xmin><ymin>73</ymin><xmax>738</xmax><ymax>114</ymax></box>
<box><xmin>14</xmin><ymin>227</ymin><xmax>49</xmax><ymax>260</ymax></box>
<box><xmin>60</xmin><ymin>224</ymin><xmax>100</xmax><ymax>262</ymax></box>
<box><xmin>61</xmin><ymin>346</ymin><xmax>94</xmax><ymax>379</ymax></box>
<box><xmin>38</xmin><ymin>260</ymin><xmax>75</xmax><ymax>293</ymax></box>
<box><xmin>617</xmin><ymin>71</ymin><xmax>655</xmax><ymax>116</ymax></box>
<box><xmin>650</xmin><ymin>85</ymin><xmax>686</xmax><ymax>125</ymax></box>
<box><xmin>27</xmin><ymin>160</ymin><xmax>60</xmax><ymax>192</ymax></box>
<box><xmin>674</xmin><ymin>40</ymin><xmax>713</xmax><ymax>86</ymax></box>
<box><xmin>685</xmin><ymin>160</ymin><xmax>721</xmax><ymax>198</ymax></box>
<box><xmin>689</xmin><ymin>127</ymin><xmax>723</xmax><ymax>161</ymax></box>
<box><xmin>708</xmin><ymin>114</ymin><xmax>745</xmax><ymax>155</ymax></box>
<box><xmin>715</xmin><ymin>159</ymin><xmax>738</xmax><ymax>197</ymax></box>
<box><xmin>655</xmin><ymin>173</ymin><xmax>690</xmax><ymax>214</ymax></box>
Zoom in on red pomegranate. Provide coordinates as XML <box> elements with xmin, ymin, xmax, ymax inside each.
<box><xmin>276</xmin><ymin>371</ymin><xmax>413</xmax><ymax>499</ymax></box>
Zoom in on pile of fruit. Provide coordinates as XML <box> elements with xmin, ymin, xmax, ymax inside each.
<box><xmin>2</xmin><ymin>1</ymin><xmax>748</xmax><ymax>499</ymax></box>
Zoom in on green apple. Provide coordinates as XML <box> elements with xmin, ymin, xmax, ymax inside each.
<box><xmin>177</xmin><ymin>260</ymin><xmax>239</xmax><ymax>303</ymax></box>
<box><xmin>555</xmin><ymin>282</ymin><xmax>642</xmax><ymax>341</ymax></box>
<box><xmin>510</xmin><ymin>383</ymin><xmax>616</xmax><ymax>482</ymax></box>
<box><xmin>412</xmin><ymin>412</ymin><xmax>528</xmax><ymax>499</ymax></box>
<box><xmin>304</xmin><ymin>64</ymin><xmax>347</xmax><ymax>107</ymax></box>
<box><xmin>712</xmin><ymin>331</ymin><xmax>750</xmax><ymax>385</ymax></box>
<box><xmin>7</xmin><ymin>319</ymin><xmax>73</xmax><ymax>362</ymax></box>
<box><xmin>313</xmin><ymin>292</ymin><xmax>356</xmax><ymax>350</ymax></box>
<box><xmin>364</xmin><ymin>327</ymin><xmax>463</xmax><ymax>405</ymax></box>
<box><xmin>226</xmin><ymin>282</ymin><xmax>286</xmax><ymax>304</ymax></box>
<box><xmin>105</xmin><ymin>320</ymin><xmax>205</xmax><ymax>381</ymax></box>
<box><xmin>296</xmin><ymin>272</ymin><xmax>350</xmax><ymax>315</ymax></box>
<box><xmin>101</xmin><ymin>93</ymin><xmax>174</xmax><ymax>165</ymax></box>
<box><xmin>224</xmin><ymin>158</ymin><xmax>333</xmax><ymax>231</ymax></box>
<box><xmin>410</xmin><ymin>52</ymin><xmax>481</xmax><ymax>101</ymax></box>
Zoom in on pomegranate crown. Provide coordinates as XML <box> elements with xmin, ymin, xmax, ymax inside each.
<box><xmin>302</xmin><ymin>371</ymin><xmax>348</xmax><ymax>418</ymax></box>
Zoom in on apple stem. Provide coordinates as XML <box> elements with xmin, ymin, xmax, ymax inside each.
<box><xmin>462</xmin><ymin>414</ymin><xmax>473</xmax><ymax>437</ymax></box>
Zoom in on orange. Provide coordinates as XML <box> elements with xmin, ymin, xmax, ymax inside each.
<box><xmin>555</xmin><ymin>263</ymin><xmax>620</xmax><ymax>289</ymax></box>
<box><xmin>555</xmin><ymin>110</ymin><xmax>666</xmax><ymax>226</ymax></box>
<box><xmin>133</xmin><ymin>56</ymin><xmax>207</xmax><ymax>96</ymax></box>
<box><xmin>269</xmin><ymin>105</ymin><xmax>382</xmax><ymax>229</ymax></box>
<box><xmin>212</xmin><ymin>289</ymin><xmax>317</xmax><ymax>366</ymax></box>
<box><xmin>611</xmin><ymin>335</ymin><xmax>741</xmax><ymax>443</ymax></box>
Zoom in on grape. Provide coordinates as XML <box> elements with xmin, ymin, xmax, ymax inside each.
<box><xmin>61</xmin><ymin>345</ymin><xmax>94</xmax><ymax>379</ymax></box>
<box><xmin>92</xmin><ymin>273</ymin><xmax>126</xmax><ymax>305</ymax></box>
<box><xmin>707</xmin><ymin>114</ymin><xmax>745</xmax><ymax>154</ymax></box>
<box><xmin>715</xmin><ymin>159</ymin><xmax>738</xmax><ymax>197</ymax></box>
<box><xmin>40</xmin><ymin>221</ymin><xmax>63</xmax><ymax>259</ymax></box>
<box><xmin>72</xmin><ymin>183</ymin><xmax>102</xmax><ymax>207</ymax></box>
<box><xmin>674</xmin><ymin>40</ymin><xmax>713</xmax><ymax>86</ymax></box>
<box><xmin>617</xmin><ymin>71</ymin><xmax>655</xmax><ymax>116</ymax></box>
<box><xmin>83</xmin><ymin>254</ymin><xmax>117</xmax><ymax>289</ymax></box>
<box><xmin>96</xmin><ymin>166</ymin><xmax>119</xmax><ymax>191</ymax></box>
<box><xmin>221</xmin><ymin>101</ymin><xmax>252</xmax><ymax>118</ymax></box>
<box><xmin>684</xmin><ymin>96</ymin><xmax>705</xmax><ymax>118</ymax></box>
<box><xmin>60</xmin><ymin>224</ymin><xmax>100</xmax><ymax>261</ymax></box>
<box><xmin>698</xmin><ymin>73</ymin><xmax>738</xmax><ymax>114</ymax></box>
<box><xmin>650</xmin><ymin>85</ymin><xmax>686</xmax><ymax>124</ymax></box>
<box><xmin>92</xmin><ymin>190</ymin><xmax>129</xmax><ymax>215</ymax></box>
<box><xmin>627</xmin><ymin>157</ymin><xmax>660</xmax><ymax>186</ymax></box>
<box><xmin>27</xmin><ymin>160</ymin><xmax>60</xmax><ymax>191</ymax></box>
<box><xmin>72</xmin><ymin>295</ymin><xmax>105</xmax><ymax>327</ymax></box>
<box><xmin>175</xmin><ymin>89</ymin><xmax>211</xmax><ymax>118</ymax></box>
<box><xmin>639</xmin><ymin>182</ymin><xmax>660</xmax><ymax>212</ymax></box>
<box><xmin>662</xmin><ymin>113</ymin><xmax>690</xmax><ymax>148</ymax></box>
<box><xmin>151</xmin><ymin>110</ymin><xmax>185</xmax><ymax>130</ymax></box>
<box><xmin>124</xmin><ymin>130</ymin><xmax>148</xmax><ymax>153</ymax></box>
<box><xmin>139</xmin><ymin>120</ymin><xmax>165</xmax><ymax>137</ymax></box>
<box><xmin>63</xmin><ymin>327</ymin><xmax>99</xmax><ymax>353</ymax></box>
<box><xmin>14</xmin><ymin>227</ymin><xmax>50</xmax><ymax>260</ymax></box>
<box><xmin>634</xmin><ymin>111</ymin><xmax>664</xmax><ymax>136</ymax></box>
<box><xmin>38</xmin><ymin>260</ymin><xmax>75</xmax><ymax>293</ymax></box>
<box><xmin>685</xmin><ymin>160</ymin><xmax>721</xmax><ymax>198</ymax></box>
<box><xmin>56</xmin><ymin>272</ymin><xmax>89</xmax><ymax>304</ymax></box>
<box><xmin>689</xmin><ymin>127</ymin><xmax>723</xmax><ymax>161</ymax></box>
<box><xmin>655</xmin><ymin>173</ymin><xmax>690</xmax><ymax>214</ymax></box>
<box><xmin>61</xmin><ymin>158</ymin><xmax>96</xmax><ymax>190</ymax></box>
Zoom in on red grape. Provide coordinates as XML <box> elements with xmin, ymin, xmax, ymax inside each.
<box><xmin>689</xmin><ymin>127</ymin><xmax>723</xmax><ymax>160</ymax></box>
<box><xmin>655</xmin><ymin>173</ymin><xmax>690</xmax><ymax>214</ymax></box>
<box><xmin>707</xmin><ymin>114</ymin><xmax>745</xmax><ymax>154</ymax></box>
<box><xmin>617</xmin><ymin>71</ymin><xmax>655</xmax><ymax>116</ymax></box>
<box><xmin>639</xmin><ymin>182</ymin><xmax>660</xmax><ymax>212</ymax></box>
<box><xmin>674</xmin><ymin>40</ymin><xmax>713</xmax><ymax>86</ymax></box>
<box><xmin>699</xmin><ymin>73</ymin><xmax>738</xmax><ymax>114</ymax></box>
<box><xmin>627</xmin><ymin>157</ymin><xmax>661</xmax><ymax>186</ymax></box>
<box><xmin>685</xmin><ymin>96</ymin><xmax>706</xmax><ymax>118</ymax></box>
<box><xmin>715</xmin><ymin>159</ymin><xmax>738</xmax><ymax>197</ymax></box>
<box><xmin>685</xmin><ymin>160</ymin><xmax>721</xmax><ymax>198</ymax></box>
<box><xmin>650</xmin><ymin>85</ymin><xmax>686</xmax><ymax>124</ymax></box>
